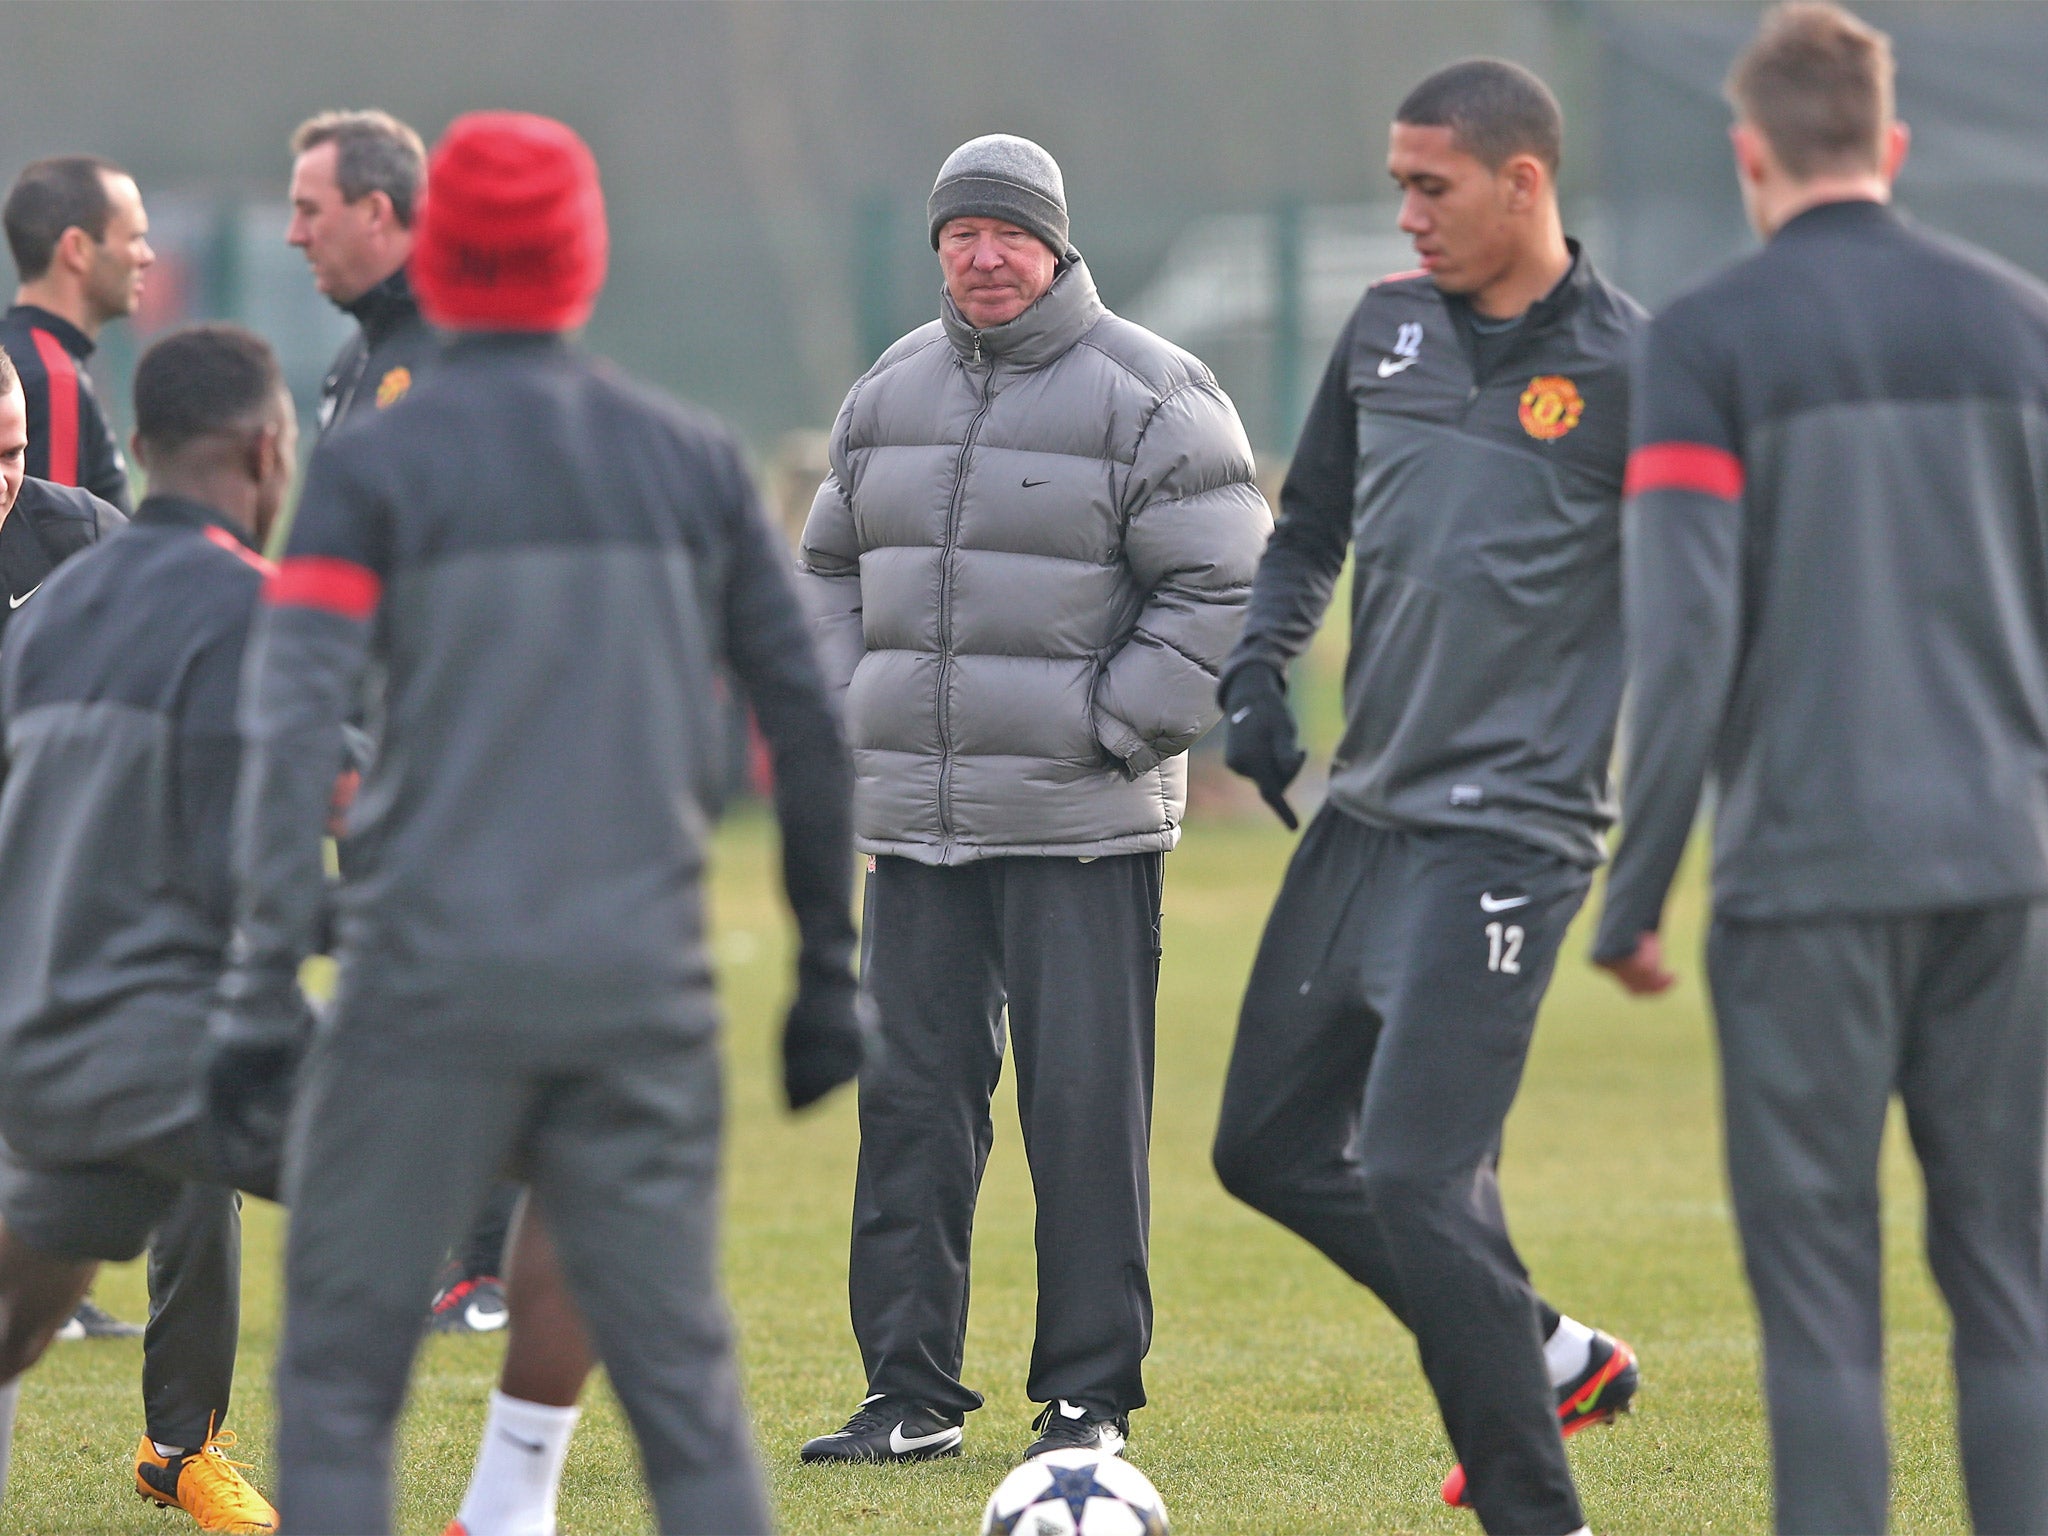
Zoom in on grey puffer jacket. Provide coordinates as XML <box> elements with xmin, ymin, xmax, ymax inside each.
<box><xmin>801</xmin><ymin>257</ymin><xmax>1270</xmax><ymax>865</ymax></box>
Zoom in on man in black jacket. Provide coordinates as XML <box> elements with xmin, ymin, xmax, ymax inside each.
<box><xmin>288</xmin><ymin>111</ymin><xmax>436</xmax><ymax>438</ymax></box>
<box><xmin>286</xmin><ymin>105</ymin><xmax>524</xmax><ymax>1341</ymax></box>
<box><xmin>0</xmin><ymin>325</ymin><xmax>296</xmax><ymax>1534</ymax></box>
<box><xmin>1</xmin><ymin>156</ymin><xmax>151</xmax><ymax>513</ymax></box>
<box><xmin>1213</xmin><ymin>62</ymin><xmax>1642</xmax><ymax>1536</ymax></box>
<box><xmin>1596</xmin><ymin>8</ymin><xmax>2048</xmax><ymax>1530</ymax></box>
<box><xmin>213</xmin><ymin>112</ymin><xmax>862</xmax><ymax>1536</ymax></box>
<box><xmin>0</xmin><ymin>346</ymin><xmax>123</xmax><ymax>653</ymax></box>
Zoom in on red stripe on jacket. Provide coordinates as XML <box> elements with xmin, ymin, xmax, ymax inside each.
<box><xmin>264</xmin><ymin>556</ymin><xmax>381</xmax><ymax>619</ymax></box>
<box><xmin>203</xmin><ymin>524</ymin><xmax>278</xmax><ymax>576</ymax></box>
<box><xmin>1624</xmin><ymin>441</ymin><xmax>1745</xmax><ymax>501</ymax></box>
<box><xmin>28</xmin><ymin>328</ymin><xmax>80</xmax><ymax>487</ymax></box>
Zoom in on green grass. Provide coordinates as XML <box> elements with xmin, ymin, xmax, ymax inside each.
<box><xmin>4</xmin><ymin>812</ymin><xmax>1970</xmax><ymax>1534</ymax></box>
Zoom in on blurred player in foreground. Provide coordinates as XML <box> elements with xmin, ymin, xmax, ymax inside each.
<box><xmin>0</xmin><ymin>325</ymin><xmax>296</xmax><ymax>1534</ymax></box>
<box><xmin>1594</xmin><ymin>6</ymin><xmax>2048</xmax><ymax>1530</ymax></box>
<box><xmin>1213</xmin><ymin>61</ymin><xmax>1645</xmax><ymax>1535</ymax></box>
<box><xmin>287</xmin><ymin>106</ymin><xmax>522</xmax><ymax>1338</ymax></box>
<box><xmin>212</xmin><ymin>112</ymin><xmax>862</xmax><ymax>1534</ymax></box>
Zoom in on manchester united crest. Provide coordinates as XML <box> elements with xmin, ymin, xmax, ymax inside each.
<box><xmin>1518</xmin><ymin>375</ymin><xmax>1583</xmax><ymax>441</ymax></box>
<box><xmin>376</xmin><ymin>366</ymin><xmax>413</xmax><ymax>409</ymax></box>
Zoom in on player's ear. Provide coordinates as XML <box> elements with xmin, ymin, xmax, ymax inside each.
<box><xmin>243</xmin><ymin>422</ymin><xmax>277</xmax><ymax>485</ymax></box>
<box><xmin>129</xmin><ymin>431</ymin><xmax>149</xmax><ymax>474</ymax></box>
<box><xmin>1882</xmin><ymin>120</ymin><xmax>1910</xmax><ymax>182</ymax></box>
<box><xmin>55</xmin><ymin>224</ymin><xmax>96</xmax><ymax>277</ymax></box>
<box><xmin>1500</xmin><ymin>153</ymin><xmax>1544</xmax><ymax>213</ymax></box>
<box><xmin>1729</xmin><ymin>121</ymin><xmax>1772</xmax><ymax>188</ymax></box>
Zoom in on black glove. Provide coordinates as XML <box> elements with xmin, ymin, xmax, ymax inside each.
<box><xmin>782</xmin><ymin>957</ymin><xmax>872</xmax><ymax>1112</ymax></box>
<box><xmin>1221</xmin><ymin>662</ymin><xmax>1307</xmax><ymax>830</ymax></box>
<box><xmin>202</xmin><ymin>970</ymin><xmax>312</xmax><ymax>1201</ymax></box>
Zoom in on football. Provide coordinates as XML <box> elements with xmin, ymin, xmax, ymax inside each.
<box><xmin>980</xmin><ymin>1449</ymin><xmax>1169</xmax><ymax>1536</ymax></box>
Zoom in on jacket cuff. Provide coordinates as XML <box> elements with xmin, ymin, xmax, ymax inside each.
<box><xmin>1589</xmin><ymin>906</ymin><xmax>1656</xmax><ymax>966</ymax></box>
<box><xmin>1093</xmin><ymin>711</ymin><xmax>1156</xmax><ymax>779</ymax></box>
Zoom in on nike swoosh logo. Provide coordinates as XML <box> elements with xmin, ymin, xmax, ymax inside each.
<box><xmin>889</xmin><ymin>1423</ymin><xmax>961</xmax><ymax>1455</ymax></box>
<box><xmin>465</xmin><ymin>1299</ymin><xmax>509</xmax><ymax>1331</ymax></box>
<box><xmin>1479</xmin><ymin>892</ymin><xmax>1531</xmax><ymax>913</ymax></box>
<box><xmin>8</xmin><ymin>584</ymin><xmax>41</xmax><ymax>609</ymax></box>
<box><xmin>497</xmin><ymin>1429</ymin><xmax>547</xmax><ymax>1455</ymax></box>
<box><xmin>1229</xmin><ymin>706</ymin><xmax>1252</xmax><ymax>724</ymax></box>
<box><xmin>1376</xmin><ymin>356</ymin><xmax>1419</xmax><ymax>377</ymax></box>
<box><xmin>1021</xmin><ymin>478</ymin><xmax>1051</xmax><ymax>488</ymax></box>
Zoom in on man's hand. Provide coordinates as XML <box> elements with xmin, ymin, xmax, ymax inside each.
<box><xmin>202</xmin><ymin>972</ymin><xmax>312</xmax><ymax>1200</ymax></box>
<box><xmin>1597</xmin><ymin>931</ymin><xmax>1677</xmax><ymax>996</ymax></box>
<box><xmin>1221</xmin><ymin>663</ymin><xmax>1307</xmax><ymax>830</ymax></box>
<box><xmin>782</xmin><ymin>961</ymin><xmax>872</xmax><ymax>1112</ymax></box>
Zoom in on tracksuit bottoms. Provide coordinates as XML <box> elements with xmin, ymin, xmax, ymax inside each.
<box><xmin>1707</xmin><ymin>904</ymin><xmax>2048</xmax><ymax>1536</ymax></box>
<box><xmin>851</xmin><ymin>852</ymin><xmax>1163</xmax><ymax>1418</ymax></box>
<box><xmin>273</xmin><ymin>1025</ymin><xmax>767</xmax><ymax>1536</ymax></box>
<box><xmin>1212</xmin><ymin>807</ymin><xmax>1590</xmax><ymax>1536</ymax></box>
<box><xmin>0</xmin><ymin>1137</ymin><xmax>242</xmax><ymax>1451</ymax></box>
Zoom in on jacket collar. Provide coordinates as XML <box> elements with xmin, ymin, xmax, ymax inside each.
<box><xmin>941</xmin><ymin>254</ymin><xmax>1106</xmax><ymax>371</ymax></box>
<box><xmin>135</xmin><ymin>493</ymin><xmax>262</xmax><ymax>552</ymax></box>
<box><xmin>440</xmin><ymin>331</ymin><xmax>574</xmax><ymax>364</ymax></box>
<box><xmin>7</xmin><ymin>303</ymin><xmax>95</xmax><ymax>359</ymax></box>
<box><xmin>1774</xmin><ymin>197</ymin><xmax>1896</xmax><ymax>242</ymax></box>
<box><xmin>1440</xmin><ymin>238</ymin><xmax>1592</xmax><ymax>336</ymax></box>
<box><xmin>340</xmin><ymin>266</ymin><xmax>421</xmax><ymax>346</ymax></box>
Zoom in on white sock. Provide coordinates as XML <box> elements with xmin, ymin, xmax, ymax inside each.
<box><xmin>151</xmin><ymin>1441</ymin><xmax>185</xmax><ymax>1459</ymax></box>
<box><xmin>454</xmin><ymin>1390</ymin><xmax>580</xmax><ymax>1536</ymax></box>
<box><xmin>1544</xmin><ymin>1314</ymin><xmax>1596</xmax><ymax>1387</ymax></box>
<box><xmin>0</xmin><ymin>1378</ymin><xmax>20</xmax><ymax>1507</ymax></box>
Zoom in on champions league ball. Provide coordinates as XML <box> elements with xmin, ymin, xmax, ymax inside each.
<box><xmin>980</xmin><ymin>1449</ymin><xmax>1169</xmax><ymax>1536</ymax></box>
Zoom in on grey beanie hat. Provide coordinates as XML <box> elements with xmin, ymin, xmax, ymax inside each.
<box><xmin>927</xmin><ymin>133</ymin><xmax>1069</xmax><ymax>254</ymax></box>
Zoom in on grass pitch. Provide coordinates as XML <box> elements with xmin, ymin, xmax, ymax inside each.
<box><xmin>4</xmin><ymin>812</ymin><xmax>1972</xmax><ymax>1534</ymax></box>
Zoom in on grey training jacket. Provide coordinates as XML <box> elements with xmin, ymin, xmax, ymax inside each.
<box><xmin>1595</xmin><ymin>202</ymin><xmax>2048</xmax><ymax>957</ymax></box>
<box><xmin>800</xmin><ymin>257</ymin><xmax>1271</xmax><ymax>864</ymax></box>
<box><xmin>1224</xmin><ymin>249</ymin><xmax>1647</xmax><ymax>867</ymax></box>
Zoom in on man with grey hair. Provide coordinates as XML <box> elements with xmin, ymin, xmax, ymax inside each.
<box><xmin>287</xmin><ymin>111</ymin><xmax>434</xmax><ymax>435</ymax></box>
<box><xmin>286</xmin><ymin>109</ymin><xmax>525</xmax><ymax>1342</ymax></box>
<box><xmin>798</xmin><ymin>134</ymin><xmax>1270</xmax><ymax>1465</ymax></box>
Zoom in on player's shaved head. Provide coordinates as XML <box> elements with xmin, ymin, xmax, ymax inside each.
<box><xmin>1396</xmin><ymin>59</ymin><xmax>1563</xmax><ymax>175</ymax></box>
<box><xmin>1727</xmin><ymin>3</ymin><xmax>1894</xmax><ymax>179</ymax></box>
<box><xmin>134</xmin><ymin>324</ymin><xmax>287</xmax><ymax>459</ymax></box>
<box><xmin>4</xmin><ymin>155</ymin><xmax>126</xmax><ymax>281</ymax></box>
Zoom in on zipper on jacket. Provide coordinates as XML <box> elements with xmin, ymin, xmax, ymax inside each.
<box><xmin>934</xmin><ymin>352</ymin><xmax>997</xmax><ymax>845</ymax></box>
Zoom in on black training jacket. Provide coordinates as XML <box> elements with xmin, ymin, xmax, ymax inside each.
<box><xmin>1224</xmin><ymin>246</ymin><xmax>1647</xmax><ymax>866</ymax></box>
<box><xmin>317</xmin><ymin>268</ymin><xmax>436</xmax><ymax>437</ymax></box>
<box><xmin>0</xmin><ymin>476</ymin><xmax>125</xmax><ymax>654</ymax></box>
<box><xmin>1596</xmin><ymin>200</ymin><xmax>2048</xmax><ymax>956</ymax></box>
<box><xmin>0</xmin><ymin>496</ymin><xmax>268</xmax><ymax>1165</ymax></box>
<box><xmin>0</xmin><ymin>304</ymin><xmax>133</xmax><ymax>513</ymax></box>
<box><xmin>235</xmin><ymin>333</ymin><xmax>854</xmax><ymax>1061</ymax></box>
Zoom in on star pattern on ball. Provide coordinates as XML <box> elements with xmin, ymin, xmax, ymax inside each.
<box><xmin>1043</xmin><ymin>1462</ymin><xmax>1117</xmax><ymax>1526</ymax></box>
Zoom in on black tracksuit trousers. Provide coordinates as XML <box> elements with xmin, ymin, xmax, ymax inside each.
<box><xmin>1213</xmin><ymin>809</ymin><xmax>1589</xmax><ymax>1536</ymax></box>
<box><xmin>850</xmin><ymin>852</ymin><xmax>1163</xmax><ymax>1419</ymax></box>
<box><xmin>143</xmin><ymin>1185</ymin><xmax>241</xmax><ymax>1448</ymax></box>
<box><xmin>1708</xmin><ymin>905</ymin><xmax>2048</xmax><ymax>1536</ymax></box>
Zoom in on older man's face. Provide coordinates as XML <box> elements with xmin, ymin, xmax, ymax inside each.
<box><xmin>939</xmin><ymin>217</ymin><xmax>1058</xmax><ymax>330</ymax></box>
<box><xmin>0</xmin><ymin>383</ymin><xmax>27</xmax><ymax>526</ymax></box>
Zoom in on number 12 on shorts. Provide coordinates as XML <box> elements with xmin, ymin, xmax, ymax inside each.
<box><xmin>1485</xmin><ymin>921</ymin><xmax>1524</xmax><ymax>974</ymax></box>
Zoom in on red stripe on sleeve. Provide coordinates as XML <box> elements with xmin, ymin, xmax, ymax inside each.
<box><xmin>1624</xmin><ymin>441</ymin><xmax>1745</xmax><ymax>501</ymax></box>
<box><xmin>29</xmin><ymin>329</ymin><xmax>80</xmax><ymax>487</ymax></box>
<box><xmin>264</xmin><ymin>556</ymin><xmax>382</xmax><ymax>620</ymax></box>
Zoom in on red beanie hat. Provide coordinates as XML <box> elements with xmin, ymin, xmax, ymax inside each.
<box><xmin>412</xmin><ymin>111</ymin><xmax>608</xmax><ymax>332</ymax></box>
